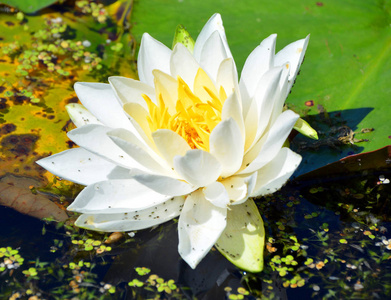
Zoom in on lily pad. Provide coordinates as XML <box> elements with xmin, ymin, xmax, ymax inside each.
<box><xmin>0</xmin><ymin>0</ymin><xmax>58</xmax><ymax>13</ymax></box>
<box><xmin>131</xmin><ymin>0</ymin><xmax>391</xmax><ymax>172</ymax></box>
<box><xmin>295</xmin><ymin>145</ymin><xmax>391</xmax><ymax>182</ymax></box>
<box><xmin>0</xmin><ymin>3</ymin><xmax>135</xmax><ymax>182</ymax></box>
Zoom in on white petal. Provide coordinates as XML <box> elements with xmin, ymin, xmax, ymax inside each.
<box><xmin>107</xmin><ymin>128</ymin><xmax>168</xmax><ymax>175</ymax></box>
<box><xmin>68</xmin><ymin>179</ymin><xmax>175</xmax><ymax>214</ymax></box>
<box><xmin>221</xmin><ymin>89</ymin><xmax>245</xmax><ymax>139</ymax></box>
<box><xmin>152</xmin><ymin>70</ymin><xmax>178</xmax><ymax>114</ymax></box>
<box><xmin>36</xmin><ymin>148</ymin><xmax>130</xmax><ymax>185</ymax></box>
<box><xmin>178</xmin><ymin>190</ymin><xmax>227</xmax><ymax>268</ymax></box>
<box><xmin>138</xmin><ymin>33</ymin><xmax>172</xmax><ymax>86</ymax></box>
<box><xmin>269</xmin><ymin>66</ymin><xmax>289</xmax><ymax>125</ymax></box>
<box><xmin>274</xmin><ymin>35</ymin><xmax>310</xmax><ymax>96</ymax></box>
<box><xmin>74</xmin><ymin>196</ymin><xmax>185</xmax><ymax>232</ymax></box>
<box><xmin>199</xmin><ymin>30</ymin><xmax>228</xmax><ymax>80</ymax></box>
<box><xmin>194</xmin><ymin>13</ymin><xmax>232</xmax><ymax>62</ymax></box>
<box><xmin>74</xmin><ymin>82</ymin><xmax>131</xmax><ymax>129</ymax></box>
<box><xmin>173</xmin><ymin>149</ymin><xmax>222</xmax><ymax>187</ymax></box>
<box><xmin>67</xmin><ymin>124</ymin><xmax>144</xmax><ymax>170</ymax></box>
<box><xmin>123</xmin><ymin>103</ymin><xmax>154</xmax><ymax>143</ymax></box>
<box><xmin>239</xmin><ymin>34</ymin><xmax>277</xmax><ymax>114</ymax></box>
<box><xmin>152</xmin><ymin>129</ymin><xmax>191</xmax><ymax>169</ymax></box>
<box><xmin>239</xmin><ymin>110</ymin><xmax>299</xmax><ymax>174</ymax></box>
<box><xmin>130</xmin><ymin>171</ymin><xmax>196</xmax><ymax>196</ymax></box>
<box><xmin>66</xmin><ymin>103</ymin><xmax>101</xmax><ymax>127</ymax></box>
<box><xmin>209</xmin><ymin>118</ymin><xmax>244</xmax><ymax>178</ymax></box>
<box><xmin>216</xmin><ymin>58</ymin><xmax>238</xmax><ymax>98</ymax></box>
<box><xmin>108</xmin><ymin>76</ymin><xmax>155</xmax><ymax>109</ymax></box>
<box><xmin>122</xmin><ymin>106</ymin><xmax>158</xmax><ymax>150</ymax></box>
<box><xmin>243</xmin><ymin>96</ymin><xmax>259</xmax><ymax>153</ymax></box>
<box><xmin>170</xmin><ymin>43</ymin><xmax>200</xmax><ymax>89</ymax></box>
<box><xmin>252</xmin><ymin>148</ymin><xmax>302</xmax><ymax>196</ymax></box>
<box><xmin>221</xmin><ymin>173</ymin><xmax>258</xmax><ymax>205</ymax></box>
<box><xmin>249</xmin><ymin>67</ymin><xmax>284</xmax><ymax>150</ymax></box>
<box><xmin>203</xmin><ymin>181</ymin><xmax>229</xmax><ymax>208</ymax></box>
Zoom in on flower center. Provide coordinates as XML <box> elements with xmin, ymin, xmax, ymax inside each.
<box><xmin>143</xmin><ymin>68</ymin><xmax>227</xmax><ymax>151</ymax></box>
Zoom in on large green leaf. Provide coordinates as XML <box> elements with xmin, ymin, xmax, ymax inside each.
<box><xmin>131</xmin><ymin>0</ymin><xmax>391</xmax><ymax>173</ymax></box>
<box><xmin>0</xmin><ymin>0</ymin><xmax>58</xmax><ymax>13</ymax></box>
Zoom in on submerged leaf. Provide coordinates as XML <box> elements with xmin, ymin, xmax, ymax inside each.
<box><xmin>215</xmin><ymin>199</ymin><xmax>265</xmax><ymax>272</ymax></box>
<box><xmin>0</xmin><ymin>175</ymin><xmax>68</xmax><ymax>221</ymax></box>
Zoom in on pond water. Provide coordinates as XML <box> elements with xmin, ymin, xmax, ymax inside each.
<box><xmin>1</xmin><ymin>169</ymin><xmax>390</xmax><ymax>299</ymax></box>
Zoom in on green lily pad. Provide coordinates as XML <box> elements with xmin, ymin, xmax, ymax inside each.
<box><xmin>0</xmin><ymin>0</ymin><xmax>58</xmax><ymax>13</ymax></box>
<box><xmin>131</xmin><ymin>0</ymin><xmax>391</xmax><ymax>172</ymax></box>
<box><xmin>0</xmin><ymin>2</ymin><xmax>135</xmax><ymax>180</ymax></box>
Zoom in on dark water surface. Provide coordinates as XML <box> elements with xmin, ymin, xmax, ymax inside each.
<box><xmin>1</xmin><ymin>170</ymin><xmax>390</xmax><ymax>299</ymax></box>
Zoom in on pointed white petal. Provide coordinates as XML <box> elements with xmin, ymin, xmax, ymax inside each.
<box><xmin>199</xmin><ymin>31</ymin><xmax>228</xmax><ymax>80</ymax></box>
<box><xmin>170</xmin><ymin>43</ymin><xmax>200</xmax><ymax>89</ymax></box>
<box><xmin>239</xmin><ymin>110</ymin><xmax>299</xmax><ymax>174</ymax></box>
<box><xmin>216</xmin><ymin>58</ymin><xmax>238</xmax><ymax>98</ymax></box>
<box><xmin>67</xmin><ymin>124</ymin><xmax>145</xmax><ymax>170</ymax></box>
<box><xmin>203</xmin><ymin>181</ymin><xmax>230</xmax><ymax>208</ymax></box>
<box><xmin>221</xmin><ymin>89</ymin><xmax>245</xmax><ymax>138</ymax></box>
<box><xmin>66</xmin><ymin>103</ymin><xmax>101</xmax><ymax>128</ymax></box>
<box><xmin>152</xmin><ymin>70</ymin><xmax>178</xmax><ymax>114</ymax></box>
<box><xmin>74</xmin><ymin>82</ymin><xmax>131</xmax><ymax>129</ymax></box>
<box><xmin>130</xmin><ymin>171</ymin><xmax>196</xmax><ymax>196</ymax></box>
<box><xmin>108</xmin><ymin>76</ymin><xmax>155</xmax><ymax>109</ymax></box>
<box><xmin>36</xmin><ymin>148</ymin><xmax>130</xmax><ymax>185</ymax></box>
<box><xmin>107</xmin><ymin>128</ymin><xmax>168</xmax><ymax>174</ymax></box>
<box><xmin>243</xmin><ymin>96</ymin><xmax>259</xmax><ymax>153</ymax></box>
<box><xmin>193</xmin><ymin>67</ymin><xmax>219</xmax><ymax>102</ymax></box>
<box><xmin>249</xmin><ymin>67</ymin><xmax>284</xmax><ymax>150</ymax></box>
<box><xmin>138</xmin><ymin>33</ymin><xmax>172</xmax><ymax>86</ymax></box>
<box><xmin>178</xmin><ymin>190</ymin><xmax>227</xmax><ymax>269</ymax></box>
<box><xmin>194</xmin><ymin>13</ymin><xmax>232</xmax><ymax>62</ymax></box>
<box><xmin>152</xmin><ymin>129</ymin><xmax>191</xmax><ymax>169</ymax></box>
<box><xmin>252</xmin><ymin>148</ymin><xmax>301</xmax><ymax>196</ymax></box>
<box><xmin>173</xmin><ymin>149</ymin><xmax>222</xmax><ymax>187</ymax></box>
<box><xmin>122</xmin><ymin>106</ymin><xmax>158</xmax><ymax>150</ymax></box>
<box><xmin>269</xmin><ymin>66</ymin><xmax>290</xmax><ymax>125</ymax></box>
<box><xmin>74</xmin><ymin>196</ymin><xmax>185</xmax><ymax>232</ymax></box>
<box><xmin>274</xmin><ymin>35</ymin><xmax>310</xmax><ymax>96</ymax></box>
<box><xmin>209</xmin><ymin>118</ymin><xmax>244</xmax><ymax>178</ymax></box>
<box><xmin>239</xmin><ymin>34</ymin><xmax>277</xmax><ymax>114</ymax></box>
<box><xmin>221</xmin><ymin>172</ymin><xmax>257</xmax><ymax>205</ymax></box>
<box><xmin>122</xmin><ymin>102</ymin><xmax>154</xmax><ymax>142</ymax></box>
<box><xmin>68</xmin><ymin>179</ymin><xmax>176</xmax><ymax>214</ymax></box>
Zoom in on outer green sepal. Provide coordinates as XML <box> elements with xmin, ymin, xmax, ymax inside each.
<box><xmin>172</xmin><ymin>24</ymin><xmax>195</xmax><ymax>53</ymax></box>
<box><xmin>215</xmin><ymin>199</ymin><xmax>265</xmax><ymax>272</ymax></box>
<box><xmin>294</xmin><ymin>117</ymin><xmax>318</xmax><ymax>140</ymax></box>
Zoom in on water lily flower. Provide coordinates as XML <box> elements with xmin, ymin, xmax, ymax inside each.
<box><xmin>37</xmin><ymin>13</ymin><xmax>309</xmax><ymax>271</ymax></box>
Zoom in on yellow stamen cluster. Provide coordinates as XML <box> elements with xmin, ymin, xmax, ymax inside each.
<box><xmin>143</xmin><ymin>68</ymin><xmax>227</xmax><ymax>151</ymax></box>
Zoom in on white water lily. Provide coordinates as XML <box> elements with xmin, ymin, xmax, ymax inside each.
<box><xmin>37</xmin><ymin>13</ymin><xmax>308</xmax><ymax>271</ymax></box>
